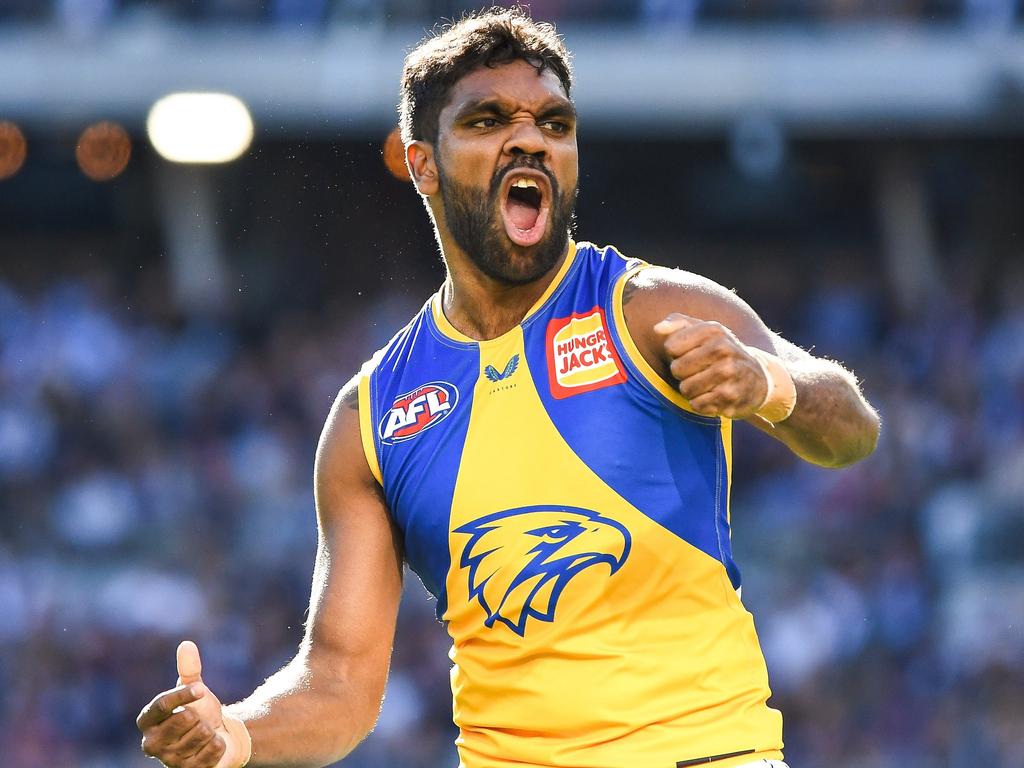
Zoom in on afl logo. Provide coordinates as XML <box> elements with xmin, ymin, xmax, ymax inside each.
<box><xmin>379</xmin><ymin>381</ymin><xmax>459</xmax><ymax>444</ymax></box>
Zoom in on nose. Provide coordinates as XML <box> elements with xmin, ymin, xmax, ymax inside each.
<box><xmin>504</xmin><ymin>119</ymin><xmax>547</xmax><ymax>161</ymax></box>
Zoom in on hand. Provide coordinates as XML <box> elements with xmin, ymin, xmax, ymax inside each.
<box><xmin>654</xmin><ymin>313</ymin><xmax>768</xmax><ymax>419</ymax></box>
<box><xmin>137</xmin><ymin>641</ymin><xmax>249</xmax><ymax>768</ymax></box>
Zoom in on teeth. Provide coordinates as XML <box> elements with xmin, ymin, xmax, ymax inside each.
<box><xmin>512</xmin><ymin>178</ymin><xmax>539</xmax><ymax>189</ymax></box>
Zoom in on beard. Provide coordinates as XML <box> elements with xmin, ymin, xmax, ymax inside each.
<box><xmin>436</xmin><ymin>155</ymin><xmax>576</xmax><ymax>286</ymax></box>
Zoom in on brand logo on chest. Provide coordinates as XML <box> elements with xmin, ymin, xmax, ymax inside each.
<box><xmin>379</xmin><ymin>381</ymin><xmax>459</xmax><ymax>443</ymax></box>
<box><xmin>546</xmin><ymin>307</ymin><xmax>626</xmax><ymax>399</ymax></box>
<box><xmin>484</xmin><ymin>354</ymin><xmax>519</xmax><ymax>382</ymax></box>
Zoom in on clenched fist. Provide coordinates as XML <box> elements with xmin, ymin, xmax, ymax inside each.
<box><xmin>654</xmin><ymin>313</ymin><xmax>772</xmax><ymax>420</ymax></box>
<box><xmin>136</xmin><ymin>641</ymin><xmax>251</xmax><ymax>768</ymax></box>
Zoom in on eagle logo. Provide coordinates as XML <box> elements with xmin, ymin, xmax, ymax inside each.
<box><xmin>454</xmin><ymin>505</ymin><xmax>631</xmax><ymax>636</ymax></box>
<box><xmin>484</xmin><ymin>354</ymin><xmax>519</xmax><ymax>382</ymax></box>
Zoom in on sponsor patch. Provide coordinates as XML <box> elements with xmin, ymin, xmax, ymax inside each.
<box><xmin>546</xmin><ymin>307</ymin><xmax>626</xmax><ymax>399</ymax></box>
<box><xmin>379</xmin><ymin>381</ymin><xmax>458</xmax><ymax>443</ymax></box>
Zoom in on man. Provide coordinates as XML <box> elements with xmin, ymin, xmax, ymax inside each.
<box><xmin>137</xmin><ymin>8</ymin><xmax>879</xmax><ymax>768</ymax></box>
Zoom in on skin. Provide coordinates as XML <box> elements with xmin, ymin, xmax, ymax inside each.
<box><xmin>137</xmin><ymin>57</ymin><xmax>879</xmax><ymax>768</ymax></box>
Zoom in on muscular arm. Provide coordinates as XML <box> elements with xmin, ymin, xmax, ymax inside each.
<box><xmin>225</xmin><ymin>377</ymin><xmax>403</xmax><ymax>766</ymax></box>
<box><xmin>622</xmin><ymin>267</ymin><xmax>880</xmax><ymax>468</ymax></box>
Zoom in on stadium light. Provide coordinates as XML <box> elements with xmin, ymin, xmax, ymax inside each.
<box><xmin>147</xmin><ymin>93</ymin><xmax>254</xmax><ymax>164</ymax></box>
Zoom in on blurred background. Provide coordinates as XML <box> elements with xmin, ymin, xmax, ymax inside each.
<box><xmin>2</xmin><ymin>1</ymin><xmax>1024</xmax><ymax>767</ymax></box>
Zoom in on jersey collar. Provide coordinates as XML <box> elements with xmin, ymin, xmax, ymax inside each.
<box><xmin>430</xmin><ymin>240</ymin><xmax>578</xmax><ymax>346</ymax></box>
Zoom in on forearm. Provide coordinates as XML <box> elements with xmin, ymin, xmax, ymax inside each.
<box><xmin>759</xmin><ymin>353</ymin><xmax>880</xmax><ymax>468</ymax></box>
<box><xmin>224</xmin><ymin>647</ymin><xmax>384</xmax><ymax>768</ymax></box>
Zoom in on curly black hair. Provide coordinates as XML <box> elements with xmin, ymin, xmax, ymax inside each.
<box><xmin>399</xmin><ymin>6</ymin><xmax>573</xmax><ymax>146</ymax></box>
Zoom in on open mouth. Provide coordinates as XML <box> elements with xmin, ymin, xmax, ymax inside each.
<box><xmin>501</xmin><ymin>171</ymin><xmax>551</xmax><ymax>247</ymax></box>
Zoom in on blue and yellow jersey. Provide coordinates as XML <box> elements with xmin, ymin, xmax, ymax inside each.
<box><xmin>358</xmin><ymin>242</ymin><xmax>783</xmax><ymax>768</ymax></box>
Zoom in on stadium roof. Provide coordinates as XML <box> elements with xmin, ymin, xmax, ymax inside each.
<box><xmin>3</xmin><ymin>24</ymin><xmax>1024</xmax><ymax>137</ymax></box>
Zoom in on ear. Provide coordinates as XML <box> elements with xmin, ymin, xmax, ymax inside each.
<box><xmin>407</xmin><ymin>140</ymin><xmax>439</xmax><ymax>196</ymax></box>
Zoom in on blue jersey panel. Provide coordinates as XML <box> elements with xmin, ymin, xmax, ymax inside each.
<box><xmin>369</xmin><ymin>309</ymin><xmax>479</xmax><ymax>616</ymax></box>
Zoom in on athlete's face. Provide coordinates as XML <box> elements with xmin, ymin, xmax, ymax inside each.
<box><xmin>429</xmin><ymin>60</ymin><xmax>579</xmax><ymax>285</ymax></box>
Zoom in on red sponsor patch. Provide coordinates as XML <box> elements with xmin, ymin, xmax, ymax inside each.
<box><xmin>379</xmin><ymin>381</ymin><xmax>459</xmax><ymax>443</ymax></box>
<box><xmin>546</xmin><ymin>307</ymin><xmax>626</xmax><ymax>399</ymax></box>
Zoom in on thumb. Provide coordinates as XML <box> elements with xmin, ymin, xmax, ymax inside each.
<box><xmin>653</xmin><ymin>312</ymin><xmax>701</xmax><ymax>336</ymax></box>
<box><xmin>176</xmin><ymin>639</ymin><xmax>204</xmax><ymax>685</ymax></box>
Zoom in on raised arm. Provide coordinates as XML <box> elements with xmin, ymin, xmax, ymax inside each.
<box><xmin>622</xmin><ymin>266</ymin><xmax>880</xmax><ymax>468</ymax></box>
<box><xmin>137</xmin><ymin>375</ymin><xmax>403</xmax><ymax>768</ymax></box>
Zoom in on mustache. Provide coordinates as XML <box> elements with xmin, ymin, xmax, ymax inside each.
<box><xmin>490</xmin><ymin>156</ymin><xmax>559</xmax><ymax>198</ymax></box>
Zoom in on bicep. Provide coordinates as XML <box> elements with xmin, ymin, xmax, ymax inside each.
<box><xmin>623</xmin><ymin>266</ymin><xmax>781</xmax><ymax>373</ymax></box>
<box><xmin>305</xmin><ymin>380</ymin><xmax>402</xmax><ymax>684</ymax></box>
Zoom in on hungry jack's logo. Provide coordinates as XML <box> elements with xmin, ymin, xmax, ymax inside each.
<box><xmin>546</xmin><ymin>307</ymin><xmax>626</xmax><ymax>399</ymax></box>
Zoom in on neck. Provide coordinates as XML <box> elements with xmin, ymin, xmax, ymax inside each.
<box><xmin>441</xmin><ymin>241</ymin><xmax>572</xmax><ymax>341</ymax></box>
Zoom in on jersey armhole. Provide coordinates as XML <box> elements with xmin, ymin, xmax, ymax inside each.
<box><xmin>609</xmin><ymin>264</ymin><xmax>697</xmax><ymax>414</ymax></box>
<box><xmin>610</xmin><ymin>264</ymin><xmax>735</xmax><ymax>526</ymax></box>
<box><xmin>357</xmin><ymin>372</ymin><xmax>383</xmax><ymax>487</ymax></box>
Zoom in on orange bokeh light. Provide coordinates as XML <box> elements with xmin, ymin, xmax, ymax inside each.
<box><xmin>0</xmin><ymin>121</ymin><xmax>27</xmax><ymax>180</ymax></box>
<box><xmin>76</xmin><ymin>121</ymin><xmax>132</xmax><ymax>181</ymax></box>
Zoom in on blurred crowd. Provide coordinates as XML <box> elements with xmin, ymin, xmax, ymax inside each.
<box><xmin>0</xmin><ymin>268</ymin><xmax>452</xmax><ymax>767</ymax></box>
<box><xmin>734</xmin><ymin>259</ymin><xmax>1024</xmax><ymax>766</ymax></box>
<box><xmin>0</xmin><ymin>0</ymin><xmax>1021</xmax><ymax>29</ymax></box>
<box><xmin>0</xmin><ymin>237</ymin><xmax>1022</xmax><ymax>766</ymax></box>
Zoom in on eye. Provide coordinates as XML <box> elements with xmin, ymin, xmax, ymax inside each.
<box><xmin>541</xmin><ymin>120</ymin><xmax>569</xmax><ymax>134</ymax></box>
<box><xmin>472</xmin><ymin>117</ymin><xmax>500</xmax><ymax>129</ymax></box>
<box><xmin>526</xmin><ymin>521</ymin><xmax>582</xmax><ymax>540</ymax></box>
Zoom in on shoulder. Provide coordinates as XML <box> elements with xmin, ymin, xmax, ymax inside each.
<box><xmin>623</xmin><ymin>266</ymin><xmax>769</xmax><ymax>341</ymax></box>
<box><xmin>574</xmin><ymin>240</ymin><xmax>642</xmax><ymax>272</ymax></box>
<box><xmin>313</xmin><ymin>371</ymin><xmax>395</xmax><ymax>556</ymax></box>
<box><xmin>622</xmin><ymin>265</ymin><xmax>735</xmax><ymax>313</ymax></box>
<box><xmin>316</xmin><ymin>372</ymin><xmax>369</xmax><ymax>488</ymax></box>
<box><xmin>574</xmin><ymin>241</ymin><xmax>740</xmax><ymax>319</ymax></box>
<box><xmin>618</xmin><ymin>265</ymin><xmax>776</xmax><ymax>378</ymax></box>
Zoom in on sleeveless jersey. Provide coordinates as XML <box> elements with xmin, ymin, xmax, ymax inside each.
<box><xmin>357</xmin><ymin>241</ymin><xmax>784</xmax><ymax>768</ymax></box>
